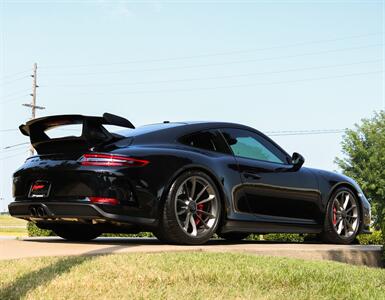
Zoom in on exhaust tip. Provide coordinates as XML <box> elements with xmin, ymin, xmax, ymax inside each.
<box><xmin>29</xmin><ymin>206</ymin><xmax>47</xmax><ymax>218</ymax></box>
<box><xmin>29</xmin><ymin>207</ymin><xmax>37</xmax><ymax>217</ymax></box>
<box><xmin>37</xmin><ymin>207</ymin><xmax>46</xmax><ymax>217</ymax></box>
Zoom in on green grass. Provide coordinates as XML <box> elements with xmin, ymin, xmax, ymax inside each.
<box><xmin>0</xmin><ymin>215</ymin><xmax>27</xmax><ymax>227</ymax></box>
<box><xmin>0</xmin><ymin>215</ymin><xmax>27</xmax><ymax>237</ymax></box>
<box><xmin>1</xmin><ymin>253</ymin><xmax>385</xmax><ymax>300</ymax></box>
<box><xmin>0</xmin><ymin>227</ymin><xmax>27</xmax><ymax>236</ymax></box>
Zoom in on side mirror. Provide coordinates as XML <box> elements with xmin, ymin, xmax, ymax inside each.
<box><xmin>291</xmin><ymin>152</ymin><xmax>305</xmax><ymax>171</ymax></box>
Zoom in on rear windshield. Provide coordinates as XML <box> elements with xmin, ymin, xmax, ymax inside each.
<box><xmin>117</xmin><ymin>123</ymin><xmax>185</xmax><ymax>137</ymax></box>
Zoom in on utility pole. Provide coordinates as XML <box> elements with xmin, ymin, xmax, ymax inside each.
<box><xmin>22</xmin><ymin>63</ymin><xmax>45</xmax><ymax>156</ymax></box>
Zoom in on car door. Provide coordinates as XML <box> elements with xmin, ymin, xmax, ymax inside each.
<box><xmin>178</xmin><ymin>129</ymin><xmax>244</xmax><ymax>218</ymax></box>
<box><xmin>219</xmin><ymin>128</ymin><xmax>322</xmax><ymax>225</ymax></box>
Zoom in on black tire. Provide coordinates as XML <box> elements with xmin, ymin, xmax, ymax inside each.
<box><xmin>218</xmin><ymin>232</ymin><xmax>250</xmax><ymax>242</ymax></box>
<box><xmin>52</xmin><ymin>224</ymin><xmax>101</xmax><ymax>242</ymax></box>
<box><xmin>157</xmin><ymin>170</ymin><xmax>222</xmax><ymax>245</ymax></box>
<box><xmin>152</xmin><ymin>228</ymin><xmax>172</xmax><ymax>244</ymax></box>
<box><xmin>321</xmin><ymin>187</ymin><xmax>361</xmax><ymax>244</ymax></box>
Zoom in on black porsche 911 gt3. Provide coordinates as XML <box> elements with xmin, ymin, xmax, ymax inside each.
<box><xmin>9</xmin><ymin>113</ymin><xmax>371</xmax><ymax>245</ymax></box>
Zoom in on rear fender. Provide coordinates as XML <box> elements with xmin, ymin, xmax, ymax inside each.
<box><xmin>158</xmin><ymin>163</ymin><xmax>228</xmax><ymax>220</ymax></box>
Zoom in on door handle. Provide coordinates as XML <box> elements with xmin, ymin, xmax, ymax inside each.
<box><xmin>242</xmin><ymin>172</ymin><xmax>261</xmax><ymax>180</ymax></box>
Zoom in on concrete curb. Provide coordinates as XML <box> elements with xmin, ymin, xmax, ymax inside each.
<box><xmin>0</xmin><ymin>237</ymin><xmax>383</xmax><ymax>267</ymax></box>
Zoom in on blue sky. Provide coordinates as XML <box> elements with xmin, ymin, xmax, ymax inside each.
<box><xmin>0</xmin><ymin>0</ymin><xmax>384</xmax><ymax>211</ymax></box>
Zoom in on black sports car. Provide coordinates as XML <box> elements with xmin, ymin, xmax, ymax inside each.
<box><xmin>9</xmin><ymin>113</ymin><xmax>371</xmax><ymax>245</ymax></box>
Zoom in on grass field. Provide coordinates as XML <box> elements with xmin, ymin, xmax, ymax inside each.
<box><xmin>0</xmin><ymin>215</ymin><xmax>27</xmax><ymax>237</ymax></box>
<box><xmin>0</xmin><ymin>215</ymin><xmax>27</xmax><ymax>226</ymax></box>
<box><xmin>0</xmin><ymin>252</ymin><xmax>384</xmax><ymax>299</ymax></box>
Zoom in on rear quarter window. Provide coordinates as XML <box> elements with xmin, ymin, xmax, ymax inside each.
<box><xmin>179</xmin><ymin>130</ymin><xmax>230</xmax><ymax>154</ymax></box>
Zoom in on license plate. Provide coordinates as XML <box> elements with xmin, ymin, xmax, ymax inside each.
<box><xmin>29</xmin><ymin>180</ymin><xmax>51</xmax><ymax>198</ymax></box>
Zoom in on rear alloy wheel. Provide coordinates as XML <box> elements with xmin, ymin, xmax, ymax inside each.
<box><xmin>156</xmin><ymin>171</ymin><xmax>221</xmax><ymax>245</ymax></box>
<box><xmin>52</xmin><ymin>224</ymin><xmax>101</xmax><ymax>242</ymax></box>
<box><xmin>321</xmin><ymin>188</ymin><xmax>360</xmax><ymax>244</ymax></box>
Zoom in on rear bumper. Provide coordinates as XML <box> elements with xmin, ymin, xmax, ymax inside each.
<box><xmin>8</xmin><ymin>201</ymin><xmax>157</xmax><ymax>227</ymax></box>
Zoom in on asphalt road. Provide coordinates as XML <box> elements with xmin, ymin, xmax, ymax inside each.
<box><xmin>0</xmin><ymin>237</ymin><xmax>382</xmax><ymax>267</ymax></box>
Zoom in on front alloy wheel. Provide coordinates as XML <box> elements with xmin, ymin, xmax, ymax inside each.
<box><xmin>155</xmin><ymin>171</ymin><xmax>221</xmax><ymax>245</ymax></box>
<box><xmin>331</xmin><ymin>190</ymin><xmax>359</xmax><ymax>238</ymax></box>
<box><xmin>321</xmin><ymin>188</ymin><xmax>361</xmax><ymax>244</ymax></box>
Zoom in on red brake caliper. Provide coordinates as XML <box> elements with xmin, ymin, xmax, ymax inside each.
<box><xmin>332</xmin><ymin>206</ymin><xmax>337</xmax><ymax>225</ymax></box>
<box><xmin>195</xmin><ymin>203</ymin><xmax>205</xmax><ymax>225</ymax></box>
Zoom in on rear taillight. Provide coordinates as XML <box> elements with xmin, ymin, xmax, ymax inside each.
<box><xmin>89</xmin><ymin>197</ymin><xmax>120</xmax><ymax>205</ymax></box>
<box><xmin>79</xmin><ymin>153</ymin><xmax>149</xmax><ymax>167</ymax></box>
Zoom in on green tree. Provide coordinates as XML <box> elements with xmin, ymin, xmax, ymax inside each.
<box><xmin>335</xmin><ymin>111</ymin><xmax>385</xmax><ymax>235</ymax></box>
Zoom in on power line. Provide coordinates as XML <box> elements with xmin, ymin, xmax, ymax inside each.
<box><xmin>1</xmin><ymin>89</ymin><xmax>30</xmax><ymax>99</ymax></box>
<box><xmin>0</xmin><ymin>94</ymin><xmax>30</xmax><ymax>105</ymax></box>
<box><xmin>64</xmin><ymin>70</ymin><xmax>383</xmax><ymax>96</ymax></box>
<box><xmin>43</xmin><ymin>59</ymin><xmax>382</xmax><ymax>88</ymax></box>
<box><xmin>0</xmin><ymin>144</ymin><xmax>29</xmax><ymax>154</ymax></box>
<box><xmin>266</xmin><ymin>129</ymin><xmax>346</xmax><ymax>136</ymax></box>
<box><xmin>0</xmin><ymin>130</ymin><xmax>348</xmax><ymax>153</ymax></box>
<box><xmin>0</xmin><ymin>128</ymin><xmax>19</xmax><ymax>132</ymax></box>
<box><xmin>0</xmin><ymin>75</ymin><xmax>30</xmax><ymax>86</ymax></box>
<box><xmin>3</xmin><ymin>142</ymin><xmax>29</xmax><ymax>150</ymax></box>
<box><xmin>1</xmin><ymin>69</ymin><xmax>30</xmax><ymax>80</ymax></box>
<box><xmin>38</xmin><ymin>44</ymin><xmax>383</xmax><ymax>77</ymax></box>
<box><xmin>1</xmin><ymin>129</ymin><xmax>348</xmax><ymax>151</ymax></box>
<box><xmin>5</xmin><ymin>0</ymin><xmax>384</xmax><ymax>3</ymax></box>
<box><xmin>40</xmin><ymin>32</ymin><xmax>383</xmax><ymax>69</ymax></box>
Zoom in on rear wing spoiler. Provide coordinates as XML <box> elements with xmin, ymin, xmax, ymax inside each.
<box><xmin>19</xmin><ymin>113</ymin><xmax>135</xmax><ymax>154</ymax></box>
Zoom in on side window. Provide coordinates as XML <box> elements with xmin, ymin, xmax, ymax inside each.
<box><xmin>179</xmin><ymin>130</ymin><xmax>230</xmax><ymax>154</ymax></box>
<box><xmin>220</xmin><ymin>128</ymin><xmax>287</xmax><ymax>164</ymax></box>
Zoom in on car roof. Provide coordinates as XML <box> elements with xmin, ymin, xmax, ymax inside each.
<box><xmin>115</xmin><ymin>121</ymin><xmax>291</xmax><ymax>160</ymax></box>
<box><xmin>116</xmin><ymin>121</ymin><xmax>253</xmax><ymax>137</ymax></box>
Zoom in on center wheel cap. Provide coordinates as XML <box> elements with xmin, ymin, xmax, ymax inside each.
<box><xmin>188</xmin><ymin>201</ymin><xmax>197</xmax><ymax>213</ymax></box>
